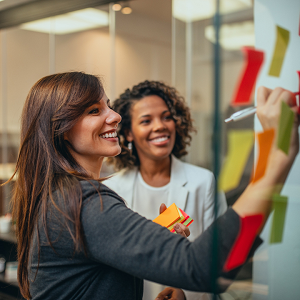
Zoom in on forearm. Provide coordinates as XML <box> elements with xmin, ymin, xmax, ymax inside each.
<box><xmin>232</xmin><ymin>145</ymin><xmax>297</xmax><ymax>228</ymax></box>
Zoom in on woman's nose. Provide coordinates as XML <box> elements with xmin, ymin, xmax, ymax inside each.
<box><xmin>106</xmin><ymin>109</ymin><xmax>122</xmax><ymax>125</ymax></box>
<box><xmin>153</xmin><ymin>119</ymin><xmax>166</xmax><ymax>131</ymax></box>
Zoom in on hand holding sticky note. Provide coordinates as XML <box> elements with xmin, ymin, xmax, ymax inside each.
<box><xmin>153</xmin><ymin>203</ymin><xmax>193</xmax><ymax>233</ymax></box>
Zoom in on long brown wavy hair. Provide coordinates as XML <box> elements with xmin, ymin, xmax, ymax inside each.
<box><xmin>106</xmin><ymin>80</ymin><xmax>196</xmax><ymax>170</ymax></box>
<box><xmin>4</xmin><ymin>72</ymin><xmax>105</xmax><ymax>299</ymax></box>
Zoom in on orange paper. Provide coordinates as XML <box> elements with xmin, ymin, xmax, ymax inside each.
<box><xmin>231</xmin><ymin>47</ymin><xmax>264</xmax><ymax>106</ymax></box>
<box><xmin>153</xmin><ymin>203</ymin><xmax>181</xmax><ymax>228</ymax></box>
<box><xmin>252</xmin><ymin>128</ymin><xmax>275</xmax><ymax>183</ymax></box>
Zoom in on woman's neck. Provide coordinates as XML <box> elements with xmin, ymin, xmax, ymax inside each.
<box><xmin>139</xmin><ymin>156</ymin><xmax>171</xmax><ymax>187</ymax></box>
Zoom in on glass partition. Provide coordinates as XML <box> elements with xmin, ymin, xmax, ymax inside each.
<box><xmin>0</xmin><ymin>0</ymin><xmax>299</xmax><ymax>299</ymax></box>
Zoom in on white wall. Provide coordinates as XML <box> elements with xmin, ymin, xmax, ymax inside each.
<box><xmin>253</xmin><ymin>0</ymin><xmax>300</xmax><ymax>298</ymax></box>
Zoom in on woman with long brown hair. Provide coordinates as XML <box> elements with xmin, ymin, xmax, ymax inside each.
<box><xmin>4</xmin><ymin>71</ymin><xmax>299</xmax><ymax>300</ymax></box>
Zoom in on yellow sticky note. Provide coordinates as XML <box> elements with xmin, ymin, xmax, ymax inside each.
<box><xmin>219</xmin><ymin>130</ymin><xmax>254</xmax><ymax>193</ymax></box>
<box><xmin>153</xmin><ymin>203</ymin><xmax>180</xmax><ymax>228</ymax></box>
<box><xmin>268</xmin><ymin>25</ymin><xmax>290</xmax><ymax>77</ymax></box>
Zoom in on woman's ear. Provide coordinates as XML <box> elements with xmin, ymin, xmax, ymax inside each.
<box><xmin>125</xmin><ymin>129</ymin><xmax>133</xmax><ymax>142</ymax></box>
<box><xmin>64</xmin><ymin>132</ymin><xmax>69</xmax><ymax>142</ymax></box>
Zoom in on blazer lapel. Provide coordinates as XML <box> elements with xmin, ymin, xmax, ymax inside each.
<box><xmin>167</xmin><ymin>155</ymin><xmax>189</xmax><ymax>211</ymax></box>
<box><xmin>116</xmin><ymin>168</ymin><xmax>138</xmax><ymax>208</ymax></box>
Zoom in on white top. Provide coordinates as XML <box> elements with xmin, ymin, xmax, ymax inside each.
<box><xmin>132</xmin><ymin>172</ymin><xmax>170</xmax><ymax>220</ymax></box>
<box><xmin>104</xmin><ymin>155</ymin><xmax>227</xmax><ymax>300</ymax></box>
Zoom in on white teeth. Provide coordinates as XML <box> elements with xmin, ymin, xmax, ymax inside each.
<box><xmin>100</xmin><ymin>131</ymin><xmax>117</xmax><ymax>138</ymax></box>
<box><xmin>152</xmin><ymin>136</ymin><xmax>168</xmax><ymax>143</ymax></box>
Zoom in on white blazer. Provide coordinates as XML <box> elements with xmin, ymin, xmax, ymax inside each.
<box><xmin>104</xmin><ymin>155</ymin><xmax>227</xmax><ymax>300</ymax></box>
<box><xmin>104</xmin><ymin>155</ymin><xmax>227</xmax><ymax>242</ymax></box>
<box><xmin>103</xmin><ymin>155</ymin><xmax>227</xmax><ymax>240</ymax></box>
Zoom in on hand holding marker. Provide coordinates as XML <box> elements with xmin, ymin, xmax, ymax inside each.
<box><xmin>225</xmin><ymin>91</ymin><xmax>300</xmax><ymax>123</ymax></box>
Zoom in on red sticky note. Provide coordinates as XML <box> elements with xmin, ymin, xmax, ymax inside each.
<box><xmin>224</xmin><ymin>214</ymin><xmax>263</xmax><ymax>271</ymax></box>
<box><xmin>252</xmin><ymin>128</ymin><xmax>275</xmax><ymax>183</ymax></box>
<box><xmin>231</xmin><ymin>47</ymin><xmax>264</xmax><ymax>107</ymax></box>
<box><xmin>297</xmin><ymin>71</ymin><xmax>300</xmax><ymax>96</ymax></box>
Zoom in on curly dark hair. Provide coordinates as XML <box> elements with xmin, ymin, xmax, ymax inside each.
<box><xmin>106</xmin><ymin>80</ymin><xmax>196</xmax><ymax>171</ymax></box>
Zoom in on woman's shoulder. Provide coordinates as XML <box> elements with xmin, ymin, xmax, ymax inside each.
<box><xmin>80</xmin><ymin>180</ymin><xmax>126</xmax><ymax>204</ymax></box>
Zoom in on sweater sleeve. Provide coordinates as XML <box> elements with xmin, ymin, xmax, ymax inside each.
<box><xmin>81</xmin><ymin>182</ymin><xmax>262</xmax><ymax>293</ymax></box>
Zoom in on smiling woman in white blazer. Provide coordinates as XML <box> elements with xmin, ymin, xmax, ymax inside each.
<box><xmin>104</xmin><ymin>80</ymin><xmax>227</xmax><ymax>300</ymax></box>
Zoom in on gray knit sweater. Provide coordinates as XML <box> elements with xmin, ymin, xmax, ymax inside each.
<box><xmin>28</xmin><ymin>180</ymin><xmax>261</xmax><ymax>300</ymax></box>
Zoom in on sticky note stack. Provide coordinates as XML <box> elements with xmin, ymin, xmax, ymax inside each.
<box><xmin>153</xmin><ymin>203</ymin><xmax>193</xmax><ymax>233</ymax></box>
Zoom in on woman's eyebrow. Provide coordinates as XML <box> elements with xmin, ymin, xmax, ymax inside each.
<box><xmin>139</xmin><ymin>114</ymin><xmax>151</xmax><ymax>119</ymax></box>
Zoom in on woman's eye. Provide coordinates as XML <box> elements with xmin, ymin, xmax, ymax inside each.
<box><xmin>164</xmin><ymin>115</ymin><xmax>173</xmax><ymax>120</ymax></box>
<box><xmin>88</xmin><ymin>108</ymin><xmax>99</xmax><ymax>114</ymax></box>
<box><xmin>140</xmin><ymin>119</ymin><xmax>150</xmax><ymax>124</ymax></box>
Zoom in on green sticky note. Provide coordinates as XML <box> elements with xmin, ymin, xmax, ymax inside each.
<box><xmin>268</xmin><ymin>26</ymin><xmax>290</xmax><ymax>77</ymax></box>
<box><xmin>277</xmin><ymin>101</ymin><xmax>294</xmax><ymax>154</ymax></box>
<box><xmin>269</xmin><ymin>194</ymin><xmax>288</xmax><ymax>244</ymax></box>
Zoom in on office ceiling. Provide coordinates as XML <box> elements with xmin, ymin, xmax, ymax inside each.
<box><xmin>0</xmin><ymin>0</ymin><xmax>172</xmax><ymax>23</ymax></box>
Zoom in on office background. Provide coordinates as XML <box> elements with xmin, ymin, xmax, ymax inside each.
<box><xmin>0</xmin><ymin>0</ymin><xmax>299</xmax><ymax>299</ymax></box>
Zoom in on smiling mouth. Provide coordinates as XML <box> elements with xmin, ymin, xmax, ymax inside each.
<box><xmin>150</xmin><ymin>136</ymin><xmax>169</xmax><ymax>143</ymax></box>
<box><xmin>100</xmin><ymin>131</ymin><xmax>117</xmax><ymax>138</ymax></box>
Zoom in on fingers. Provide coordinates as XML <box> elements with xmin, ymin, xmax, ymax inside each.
<box><xmin>155</xmin><ymin>287</ymin><xmax>186</xmax><ymax>300</ymax></box>
<box><xmin>155</xmin><ymin>287</ymin><xmax>173</xmax><ymax>300</ymax></box>
<box><xmin>256</xmin><ymin>86</ymin><xmax>298</xmax><ymax>131</ymax></box>
<box><xmin>257</xmin><ymin>86</ymin><xmax>297</xmax><ymax>108</ymax></box>
<box><xmin>257</xmin><ymin>86</ymin><xmax>273</xmax><ymax>107</ymax></box>
<box><xmin>174</xmin><ymin>223</ymin><xmax>190</xmax><ymax>238</ymax></box>
<box><xmin>159</xmin><ymin>203</ymin><xmax>167</xmax><ymax>215</ymax></box>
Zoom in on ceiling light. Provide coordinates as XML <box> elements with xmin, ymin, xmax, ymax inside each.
<box><xmin>20</xmin><ymin>8</ymin><xmax>109</xmax><ymax>35</ymax></box>
<box><xmin>121</xmin><ymin>6</ymin><xmax>132</xmax><ymax>14</ymax></box>
<box><xmin>205</xmin><ymin>21</ymin><xmax>255</xmax><ymax>50</ymax></box>
<box><xmin>112</xmin><ymin>3</ymin><xmax>122</xmax><ymax>11</ymax></box>
<box><xmin>172</xmin><ymin>0</ymin><xmax>252</xmax><ymax>22</ymax></box>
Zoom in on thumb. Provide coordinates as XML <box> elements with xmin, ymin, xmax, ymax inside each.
<box><xmin>155</xmin><ymin>287</ymin><xmax>173</xmax><ymax>300</ymax></box>
<box><xmin>159</xmin><ymin>203</ymin><xmax>167</xmax><ymax>215</ymax></box>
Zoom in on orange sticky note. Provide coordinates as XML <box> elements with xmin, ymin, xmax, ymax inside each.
<box><xmin>224</xmin><ymin>214</ymin><xmax>263</xmax><ymax>271</ymax></box>
<box><xmin>153</xmin><ymin>203</ymin><xmax>180</xmax><ymax>228</ymax></box>
<box><xmin>252</xmin><ymin>128</ymin><xmax>275</xmax><ymax>183</ymax></box>
<box><xmin>231</xmin><ymin>47</ymin><xmax>264</xmax><ymax>106</ymax></box>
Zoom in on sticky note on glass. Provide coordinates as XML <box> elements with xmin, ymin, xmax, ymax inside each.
<box><xmin>269</xmin><ymin>194</ymin><xmax>288</xmax><ymax>244</ymax></box>
<box><xmin>231</xmin><ymin>47</ymin><xmax>264</xmax><ymax>106</ymax></box>
<box><xmin>219</xmin><ymin>130</ymin><xmax>254</xmax><ymax>193</ymax></box>
<box><xmin>252</xmin><ymin>128</ymin><xmax>275</xmax><ymax>183</ymax></box>
<box><xmin>268</xmin><ymin>26</ymin><xmax>290</xmax><ymax>77</ymax></box>
<box><xmin>277</xmin><ymin>101</ymin><xmax>294</xmax><ymax>155</ymax></box>
<box><xmin>224</xmin><ymin>214</ymin><xmax>263</xmax><ymax>271</ymax></box>
<box><xmin>153</xmin><ymin>203</ymin><xmax>193</xmax><ymax>232</ymax></box>
<box><xmin>297</xmin><ymin>71</ymin><xmax>300</xmax><ymax>97</ymax></box>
